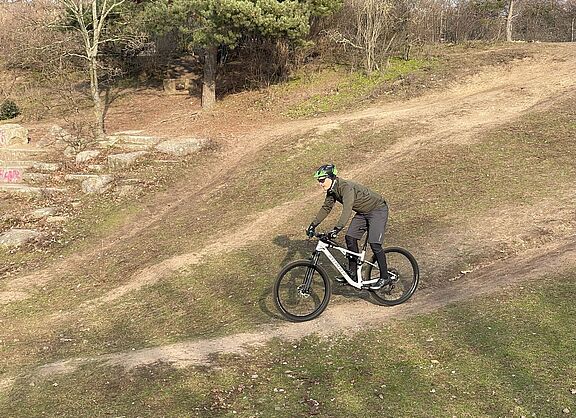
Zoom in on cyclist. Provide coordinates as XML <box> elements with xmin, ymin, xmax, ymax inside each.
<box><xmin>306</xmin><ymin>164</ymin><xmax>391</xmax><ymax>289</ymax></box>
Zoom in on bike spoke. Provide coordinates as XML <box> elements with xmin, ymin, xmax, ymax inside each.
<box><xmin>367</xmin><ymin>248</ymin><xmax>419</xmax><ymax>305</ymax></box>
<box><xmin>274</xmin><ymin>261</ymin><xmax>331</xmax><ymax>321</ymax></box>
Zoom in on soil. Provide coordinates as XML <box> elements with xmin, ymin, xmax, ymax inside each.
<box><xmin>2</xmin><ymin>42</ymin><xmax>576</xmax><ymax>381</ymax></box>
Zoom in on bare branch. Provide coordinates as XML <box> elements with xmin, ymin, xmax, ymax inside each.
<box><xmin>322</xmin><ymin>29</ymin><xmax>365</xmax><ymax>50</ymax></box>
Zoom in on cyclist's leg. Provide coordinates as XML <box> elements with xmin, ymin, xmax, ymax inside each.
<box><xmin>366</xmin><ymin>205</ymin><xmax>390</xmax><ymax>284</ymax></box>
<box><xmin>343</xmin><ymin>214</ymin><xmax>367</xmax><ymax>280</ymax></box>
<box><xmin>345</xmin><ymin>235</ymin><xmax>360</xmax><ymax>278</ymax></box>
<box><xmin>370</xmin><ymin>242</ymin><xmax>389</xmax><ymax>279</ymax></box>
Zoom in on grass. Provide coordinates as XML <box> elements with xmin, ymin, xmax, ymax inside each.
<box><xmin>283</xmin><ymin>58</ymin><xmax>434</xmax><ymax>118</ymax></box>
<box><xmin>1</xmin><ymin>43</ymin><xmax>574</xmax><ymax>416</ymax></box>
<box><xmin>1</xmin><ymin>95</ymin><xmax>575</xmax><ymax>380</ymax></box>
<box><xmin>2</xmin><ymin>269</ymin><xmax>574</xmax><ymax>417</ymax></box>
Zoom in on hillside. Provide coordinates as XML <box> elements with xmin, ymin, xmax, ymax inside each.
<box><xmin>1</xmin><ymin>42</ymin><xmax>575</xmax><ymax>416</ymax></box>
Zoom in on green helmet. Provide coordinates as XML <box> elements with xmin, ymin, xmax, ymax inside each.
<box><xmin>313</xmin><ymin>164</ymin><xmax>338</xmax><ymax>179</ymax></box>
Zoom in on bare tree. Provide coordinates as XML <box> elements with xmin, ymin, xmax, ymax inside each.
<box><xmin>325</xmin><ymin>0</ymin><xmax>399</xmax><ymax>73</ymax></box>
<box><xmin>55</xmin><ymin>0</ymin><xmax>125</xmax><ymax>139</ymax></box>
<box><xmin>506</xmin><ymin>0</ymin><xmax>516</xmax><ymax>41</ymax></box>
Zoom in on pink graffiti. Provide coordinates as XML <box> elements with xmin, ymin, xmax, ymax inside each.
<box><xmin>0</xmin><ymin>168</ymin><xmax>22</xmax><ymax>183</ymax></box>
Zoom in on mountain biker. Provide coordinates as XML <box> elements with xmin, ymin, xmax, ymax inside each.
<box><xmin>306</xmin><ymin>164</ymin><xmax>391</xmax><ymax>289</ymax></box>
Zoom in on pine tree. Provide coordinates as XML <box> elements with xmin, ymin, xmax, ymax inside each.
<box><xmin>142</xmin><ymin>0</ymin><xmax>342</xmax><ymax>109</ymax></box>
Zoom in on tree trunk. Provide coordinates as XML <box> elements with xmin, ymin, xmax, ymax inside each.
<box><xmin>506</xmin><ymin>0</ymin><xmax>515</xmax><ymax>42</ymax></box>
<box><xmin>89</xmin><ymin>56</ymin><xmax>105</xmax><ymax>139</ymax></box>
<box><xmin>202</xmin><ymin>45</ymin><xmax>218</xmax><ymax>110</ymax></box>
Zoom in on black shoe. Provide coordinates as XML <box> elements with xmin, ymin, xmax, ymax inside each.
<box><xmin>369</xmin><ymin>276</ymin><xmax>392</xmax><ymax>290</ymax></box>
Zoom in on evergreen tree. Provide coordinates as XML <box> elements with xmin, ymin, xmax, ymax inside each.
<box><xmin>142</xmin><ymin>0</ymin><xmax>342</xmax><ymax>109</ymax></box>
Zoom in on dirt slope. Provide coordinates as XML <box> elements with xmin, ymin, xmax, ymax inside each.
<box><xmin>36</xmin><ymin>235</ymin><xmax>576</xmax><ymax>377</ymax></box>
<box><xmin>2</xmin><ymin>43</ymin><xmax>576</xmax><ymax>382</ymax></box>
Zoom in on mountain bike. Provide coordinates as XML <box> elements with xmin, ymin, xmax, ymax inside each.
<box><xmin>273</xmin><ymin>232</ymin><xmax>419</xmax><ymax>322</ymax></box>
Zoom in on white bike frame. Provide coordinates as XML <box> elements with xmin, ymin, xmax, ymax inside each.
<box><xmin>315</xmin><ymin>239</ymin><xmax>380</xmax><ymax>289</ymax></box>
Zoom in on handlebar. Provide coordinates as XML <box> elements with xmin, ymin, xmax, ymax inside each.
<box><xmin>313</xmin><ymin>232</ymin><xmax>339</xmax><ymax>247</ymax></box>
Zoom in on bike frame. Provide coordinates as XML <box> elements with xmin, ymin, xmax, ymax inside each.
<box><xmin>313</xmin><ymin>239</ymin><xmax>379</xmax><ymax>289</ymax></box>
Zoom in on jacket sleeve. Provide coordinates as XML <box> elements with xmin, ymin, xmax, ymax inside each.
<box><xmin>335</xmin><ymin>183</ymin><xmax>355</xmax><ymax>229</ymax></box>
<box><xmin>312</xmin><ymin>194</ymin><xmax>336</xmax><ymax>226</ymax></box>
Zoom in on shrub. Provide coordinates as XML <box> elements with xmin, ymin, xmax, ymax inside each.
<box><xmin>0</xmin><ymin>99</ymin><xmax>20</xmax><ymax>120</ymax></box>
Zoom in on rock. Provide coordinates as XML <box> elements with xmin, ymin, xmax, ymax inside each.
<box><xmin>0</xmin><ymin>124</ymin><xmax>29</xmax><ymax>146</ymax></box>
<box><xmin>65</xmin><ymin>174</ymin><xmax>100</xmax><ymax>182</ymax></box>
<box><xmin>115</xmin><ymin>184</ymin><xmax>142</xmax><ymax>198</ymax></box>
<box><xmin>76</xmin><ymin>150</ymin><xmax>101</xmax><ymax>163</ymax></box>
<box><xmin>47</xmin><ymin>125</ymin><xmax>73</xmax><ymax>147</ymax></box>
<box><xmin>564</xmin><ymin>408</ymin><xmax>571</xmax><ymax>414</ymax></box>
<box><xmin>32</xmin><ymin>162</ymin><xmax>60</xmax><ymax>173</ymax></box>
<box><xmin>106</xmin><ymin>132</ymin><xmax>161</xmax><ymax>149</ymax></box>
<box><xmin>29</xmin><ymin>207</ymin><xmax>58</xmax><ymax>220</ymax></box>
<box><xmin>46</xmin><ymin>216</ymin><xmax>68</xmax><ymax>224</ymax></box>
<box><xmin>63</xmin><ymin>146</ymin><xmax>77</xmax><ymax>158</ymax></box>
<box><xmin>0</xmin><ymin>184</ymin><xmax>66</xmax><ymax>195</ymax></box>
<box><xmin>22</xmin><ymin>173</ymin><xmax>51</xmax><ymax>183</ymax></box>
<box><xmin>155</xmin><ymin>138</ymin><xmax>208</xmax><ymax>157</ymax></box>
<box><xmin>108</xmin><ymin>151</ymin><xmax>148</xmax><ymax>170</ymax></box>
<box><xmin>0</xmin><ymin>229</ymin><xmax>45</xmax><ymax>248</ymax></box>
<box><xmin>81</xmin><ymin>175</ymin><xmax>113</xmax><ymax>194</ymax></box>
<box><xmin>0</xmin><ymin>167</ymin><xmax>24</xmax><ymax>183</ymax></box>
<box><xmin>87</xmin><ymin>164</ymin><xmax>106</xmax><ymax>172</ymax></box>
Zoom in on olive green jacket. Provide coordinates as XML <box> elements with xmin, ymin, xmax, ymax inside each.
<box><xmin>312</xmin><ymin>178</ymin><xmax>386</xmax><ymax>229</ymax></box>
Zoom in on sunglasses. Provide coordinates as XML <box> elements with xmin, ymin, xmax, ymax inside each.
<box><xmin>317</xmin><ymin>177</ymin><xmax>328</xmax><ymax>183</ymax></box>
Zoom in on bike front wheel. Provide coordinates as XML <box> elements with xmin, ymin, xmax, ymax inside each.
<box><xmin>366</xmin><ymin>247</ymin><xmax>419</xmax><ymax>306</ymax></box>
<box><xmin>274</xmin><ymin>260</ymin><xmax>332</xmax><ymax>322</ymax></box>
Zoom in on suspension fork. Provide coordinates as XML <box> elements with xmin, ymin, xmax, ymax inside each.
<box><xmin>302</xmin><ymin>251</ymin><xmax>320</xmax><ymax>292</ymax></box>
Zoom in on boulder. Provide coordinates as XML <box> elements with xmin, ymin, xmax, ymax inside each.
<box><xmin>48</xmin><ymin>125</ymin><xmax>73</xmax><ymax>145</ymax></box>
<box><xmin>0</xmin><ymin>124</ymin><xmax>29</xmax><ymax>146</ymax></box>
<box><xmin>0</xmin><ymin>184</ymin><xmax>66</xmax><ymax>195</ymax></box>
<box><xmin>22</xmin><ymin>173</ymin><xmax>51</xmax><ymax>183</ymax></box>
<box><xmin>87</xmin><ymin>164</ymin><xmax>106</xmax><ymax>172</ymax></box>
<box><xmin>76</xmin><ymin>150</ymin><xmax>101</xmax><ymax>163</ymax></box>
<box><xmin>32</xmin><ymin>162</ymin><xmax>60</xmax><ymax>173</ymax></box>
<box><xmin>0</xmin><ymin>167</ymin><xmax>24</xmax><ymax>183</ymax></box>
<box><xmin>108</xmin><ymin>151</ymin><xmax>148</xmax><ymax>170</ymax></box>
<box><xmin>65</xmin><ymin>174</ymin><xmax>100</xmax><ymax>182</ymax></box>
<box><xmin>81</xmin><ymin>175</ymin><xmax>113</xmax><ymax>194</ymax></box>
<box><xmin>115</xmin><ymin>184</ymin><xmax>142</xmax><ymax>198</ymax></box>
<box><xmin>64</xmin><ymin>146</ymin><xmax>77</xmax><ymax>158</ymax></box>
<box><xmin>0</xmin><ymin>229</ymin><xmax>45</xmax><ymax>248</ymax></box>
<box><xmin>155</xmin><ymin>138</ymin><xmax>209</xmax><ymax>157</ymax></box>
<box><xmin>29</xmin><ymin>207</ymin><xmax>58</xmax><ymax>220</ymax></box>
<box><xmin>107</xmin><ymin>132</ymin><xmax>161</xmax><ymax>147</ymax></box>
<box><xmin>46</xmin><ymin>216</ymin><xmax>69</xmax><ymax>224</ymax></box>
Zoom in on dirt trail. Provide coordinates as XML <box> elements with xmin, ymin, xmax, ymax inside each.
<box><xmin>36</xmin><ymin>235</ymin><xmax>576</xmax><ymax>377</ymax></box>
<box><xmin>3</xmin><ymin>44</ymin><xmax>574</xmax><ymax>306</ymax></box>
<box><xmin>71</xmin><ymin>43</ymin><xmax>576</xmax><ymax>308</ymax></box>
<box><xmin>2</xmin><ymin>43</ymin><xmax>576</xmax><ymax>383</ymax></box>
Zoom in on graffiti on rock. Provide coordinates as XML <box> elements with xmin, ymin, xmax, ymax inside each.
<box><xmin>0</xmin><ymin>168</ymin><xmax>22</xmax><ymax>183</ymax></box>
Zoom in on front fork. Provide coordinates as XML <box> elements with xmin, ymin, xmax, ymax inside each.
<box><xmin>301</xmin><ymin>251</ymin><xmax>320</xmax><ymax>293</ymax></box>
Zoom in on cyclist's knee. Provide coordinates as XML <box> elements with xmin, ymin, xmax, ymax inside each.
<box><xmin>345</xmin><ymin>235</ymin><xmax>359</xmax><ymax>252</ymax></box>
<box><xmin>370</xmin><ymin>242</ymin><xmax>384</xmax><ymax>254</ymax></box>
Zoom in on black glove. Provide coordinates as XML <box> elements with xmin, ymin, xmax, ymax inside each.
<box><xmin>327</xmin><ymin>226</ymin><xmax>342</xmax><ymax>239</ymax></box>
<box><xmin>306</xmin><ymin>223</ymin><xmax>316</xmax><ymax>238</ymax></box>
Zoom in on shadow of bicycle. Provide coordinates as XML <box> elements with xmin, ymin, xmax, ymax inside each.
<box><xmin>258</xmin><ymin>235</ymin><xmax>314</xmax><ymax>320</ymax></box>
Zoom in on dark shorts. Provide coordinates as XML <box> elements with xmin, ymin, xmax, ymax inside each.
<box><xmin>345</xmin><ymin>205</ymin><xmax>388</xmax><ymax>244</ymax></box>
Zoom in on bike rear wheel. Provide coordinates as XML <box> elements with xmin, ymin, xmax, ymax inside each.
<box><xmin>366</xmin><ymin>247</ymin><xmax>419</xmax><ymax>306</ymax></box>
<box><xmin>274</xmin><ymin>260</ymin><xmax>331</xmax><ymax>322</ymax></box>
